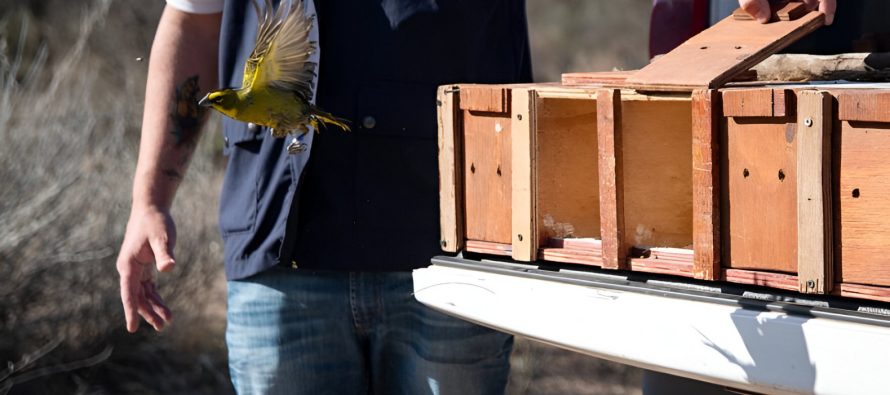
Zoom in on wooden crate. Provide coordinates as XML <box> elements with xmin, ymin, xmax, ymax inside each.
<box><xmin>437</xmin><ymin>3</ymin><xmax>890</xmax><ymax>303</ymax></box>
<box><xmin>593</xmin><ymin>89</ymin><xmax>698</xmax><ymax>277</ymax></box>
<box><xmin>438</xmin><ymin>84</ymin><xmax>604</xmax><ymax>262</ymax></box>
<box><xmin>716</xmin><ymin>87</ymin><xmax>834</xmax><ymax>294</ymax></box>
<box><xmin>834</xmin><ymin>89</ymin><xmax>890</xmax><ymax>302</ymax></box>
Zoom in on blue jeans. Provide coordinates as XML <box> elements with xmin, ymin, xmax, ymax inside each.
<box><xmin>226</xmin><ymin>267</ymin><xmax>513</xmax><ymax>395</ymax></box>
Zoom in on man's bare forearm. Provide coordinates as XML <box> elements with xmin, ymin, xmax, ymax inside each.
<box><xmin>133</xmin><ymin>7</ymin><xmax>221</xmax><ymax>211</ymax></box>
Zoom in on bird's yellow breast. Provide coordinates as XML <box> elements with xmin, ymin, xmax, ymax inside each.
<box><xmin>227</xmin><ymin>88</ymin><xmax>311</xmax><ymax>131</ymax></box>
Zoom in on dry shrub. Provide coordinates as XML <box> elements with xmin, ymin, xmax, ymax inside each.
<box><xmin>0</xmin><ymin>1</ymin><xmax>230</xmax><ymax>393</ymax></box>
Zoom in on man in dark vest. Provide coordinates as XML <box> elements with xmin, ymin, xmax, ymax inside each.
<box><xmin>115</xmin><ymin>0</ymin><xmax>532</xmax><ymax>393</ymax></box>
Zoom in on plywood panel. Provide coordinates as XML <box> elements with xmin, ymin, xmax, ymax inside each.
<box><xmin>725</xmin><ymin>117</ymin><xmax>798</xmax><ymax>273</ymax></box>
<box><xmin>536</xmin><ymin>97</ymin><xmax>600</xmax><ymax>244</ymax></box>
<box><xmin>839</xmin><ymin>120</ymin><xmax>890</xmax><ymax>287</ymax></box>
<box><xmin>625</xmin><ymin>5</ymin><xmax>824</xmax><ymax>91</ymax></box>
<box><xmin>621</xmin><ymin>99</ymin><xmax>694</xmax><ymax>250</ymax></box>
<box><xmin>463</xmin><ymin>110</ymin><xmax>512</xmax><ymax>244</ymax></box>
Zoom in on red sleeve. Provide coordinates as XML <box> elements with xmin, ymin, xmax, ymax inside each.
<box><xmin>649</xmin><ymin>0</ymin><xmax>709</xmax><ymax>59</ymax></box>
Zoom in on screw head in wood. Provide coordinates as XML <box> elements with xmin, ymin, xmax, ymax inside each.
<box><xmin>807</xmin><ymin>280</ymin><xmax>816</xmax><ymax>289</ymax></box>
<box><xmin>804</xmin><ymin>117</ymin><xmax>813</xmax><ymax>127</ymax></box>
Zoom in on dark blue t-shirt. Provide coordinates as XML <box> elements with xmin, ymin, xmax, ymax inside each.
<box><xmin>217</xmin><ymin>0</ymin><xmax>532</xmax><ymax>279</ymax></box>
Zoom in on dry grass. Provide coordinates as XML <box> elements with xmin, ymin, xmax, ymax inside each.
<box><xmin>0</xmin><ymin>1</ymin><xmax>647</xmax><ymax>393</ymax></box>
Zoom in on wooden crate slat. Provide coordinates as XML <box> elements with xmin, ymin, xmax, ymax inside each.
<box><xmin>837</xmin><ymin>90</ymin><xmax>890</xmax><ymax>123</ymax></box>
<box><xmin>692</xmin><ymin>89</ymin><xmax>721</xmax><ymax>280</ymax></box>
<box><xmin>460</xmin><ymin>85</ymin><xmax>509</xmax><ymax>113</ymax></box>
<box><xmin>511</xmin><ymin>88</ymin><xmax>537</xmax><ymax>261</ymax></box>
<box><xmin>437</xmin><ymin>86</ymin><xmax>463</xmax><ymax>252</ymax></box>
<box><xmin>596</xmin><ymin>89</ymin><xmax>627</xmax><ymax>269</ymax></box>
<box><xmin>796</xmin><ymin>90</ymin><xmax>833</xmax><ymax>294</ymax></box>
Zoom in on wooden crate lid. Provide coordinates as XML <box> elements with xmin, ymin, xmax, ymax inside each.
<box><xmin>622</xmin><ymin>2</ymin><xmax>825</xmax><ymax>92</ymax></box>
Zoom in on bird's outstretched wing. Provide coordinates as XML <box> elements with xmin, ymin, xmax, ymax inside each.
<box><xmin>243</xmin><ymin>0</ymin><xmax>316</xmax><ymax>102</ymax></box>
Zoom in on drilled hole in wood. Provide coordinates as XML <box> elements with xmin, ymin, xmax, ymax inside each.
<box><xmin>470</xmin><ymin>163</ymin><xmax>475</xmax><ymax>174</ymax></box>
<box><xmin>853</xmin><ymin>188</ymin><xmax>860</xmax><ymax>198</ymax></box>
<box><xmin>496</xmin><ymin>166</ymin><xmax>502</xmax><ymax>177</ymax></box>
<box><xmin>734</xmin><ymin>45</ymin><xmax>742</xmax><ymax>49</ymax></box>
<box><xmin>743</xmin><ymin>168</ymin><xmax>750</xmax><ymax>178</ymax></box>
<box><xmin>778</xmin><ymin>169</ymin><xmax>786</xmax><ymax>182</ymax></box>
<box><xmin>517</xmin><ymin>114</ymin><xmax>523</xmax><ymax>121</ymax></box>
<box><xmin>700</xmin><ymin>46</ymin><xmax>708</xmax><ymax>50</ymax></box>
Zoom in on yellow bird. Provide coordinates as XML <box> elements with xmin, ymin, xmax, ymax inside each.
<box><xmin>199</xmin><ymin>0</ymin><xmax>348</xmax><ymax>153</ymax></box>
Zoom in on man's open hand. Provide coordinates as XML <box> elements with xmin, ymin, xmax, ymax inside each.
<box><xmin>739</xmin><ymin>0</ymin><xmax>836</xmax><ymax>25</ymax></box>
<box><xmin>116</xmin><ymin>206</ymin><xmax>177</xmax><ymax>332</ymax></box>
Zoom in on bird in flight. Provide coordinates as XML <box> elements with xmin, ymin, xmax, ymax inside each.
<box><xmin>200</xmin><ymin>0</ymin><xmax>348</xmax><ymax>153</ymax></box>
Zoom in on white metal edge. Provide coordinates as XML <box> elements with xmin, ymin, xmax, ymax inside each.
<box><xmin>413</xmin><ymin>265</ymin><xmax>890</xmax><ymax>395</ymax></box>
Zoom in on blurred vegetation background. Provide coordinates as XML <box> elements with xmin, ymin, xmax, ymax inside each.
<box><xmin>0</xmin><ymin>0</ymin><xmax>650</xmax><ymax>393</ymax></box>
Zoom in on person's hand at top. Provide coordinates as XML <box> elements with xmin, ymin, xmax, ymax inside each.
<box><xmin>738</xmin><ymin>0</ymin><xmax>836</xmax><ymax>25</ymax></box>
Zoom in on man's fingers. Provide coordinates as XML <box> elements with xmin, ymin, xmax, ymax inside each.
<box><xmin>740</xmin><ymin>0</ymin><xmax>771</xmax><ymax>24</ymax></box>
<box><xmin>137</xmin><ymin>298</ymin><xmax>165</xmax><ymax>331</ymax></box>
<box><xmin>149</xmin><ymin>235</ymin><xmax>176</xmax><ymax>272</ymax></box>
<box><xmin>819</xmin><ymin>0</ymin><xmax>836</xmax><ymax>25</ymax></box>
<box><xmin>145</xmin><ymin>282</ymin><xmax>173</xmax><ymax>323</ymax></box>
<box><xmin>120</xmin><ymin>276</ymin><xmax>141</xmax><ymax>333</ymax></box>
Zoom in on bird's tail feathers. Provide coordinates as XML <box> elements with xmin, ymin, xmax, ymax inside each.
<box><xmin>309</xmin><ymin>106</ymin><xmax>351</xmax><ymax>132</ymax></box>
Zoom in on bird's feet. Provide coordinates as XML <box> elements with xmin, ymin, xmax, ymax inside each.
<box><xmin>287</xmin><ymin>137</ymin><xmax>308</xmax><ymax>154</ymax></box>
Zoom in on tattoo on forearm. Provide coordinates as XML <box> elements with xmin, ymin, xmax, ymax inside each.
<box><xmin>170</xmin><ymin>75</ymin><xmax>206</xmax><ymax>147</ymax></box>
<box><xmin>161</xmin><ymin>168</ymin><xmax>184</xmax><ymax>181</ymax></box>
<box><xmin>161</xmin><ymin>75</ymin><xmax>206</xmax><ymax>182</ymax></box>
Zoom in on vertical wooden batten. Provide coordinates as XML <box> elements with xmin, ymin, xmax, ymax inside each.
<box><xmin>796</xmin><ymin>90</ymin><xmax>833</xmax><ymax>294</ymax></box>
<box><xmin>437</xmin><ymin>86</ymin><xmax>463</xmax><ymax>253</ymax></box>
<box><xmin>692</xmin><ymin>89</ymin><xmax>721</xmax><ymax>280</ymax></box>
<box><xmin>512</xmin><ymin>88</ymin><xmax>537</xmax><ymax>261</ymax></box>
<box><xmin>597</xmin><ymin>89</ymin><xmax>627</xmax><ymax>270</ymax></box>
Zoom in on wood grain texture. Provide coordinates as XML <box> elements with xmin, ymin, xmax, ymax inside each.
<box><xmin>722</xmin><ymin>88</ymin><xmax>792</xmax><ymax>117</ymax></box>
<box><xmin>725</xmin><ymin>115</ymin><xmax>798</xmax><ymax>273</ymax></box>
<box><xmin>838</xmin><ymin>119</ymin><xmax>890</xmax><ymax>287</ymax></box>
<box><xmin>838</xmin><ymin>283</ymin><xmax>890</xmax><ymax>303</ymax></box>
<box><xmin>597</xmin><ymin>89</ymin><xmax>626</xmax><ymax>270</ymax></box>
<box><xmin>796</xmin><ymin>90</ymin><xmax>833</xmax><ymax>294</ymax></box>
<box><xmin>838</xmin><ymin>90</ymin><xmax>890</xmax><ymax>123</ymax></box>
<box><xmin>465</xmin><ymin>240</ymin><xmax>512</xmax><ymax>256</ymax></box>
<box><xmin>437</xmin><ymin>86</ymin><xmax>463</xmax><ymax>252</ymax></box>
<box><xmin>724</xmin><ymin>269</ymin><xmax>800</xmax><ymax>291</ymax></box>
<box><xmin>459</xmin><ymin>85</ymin><xmax>509</xmax><ymax>113</ymax></box>
<box><xmin>625</xmin><ymin>7</ymin><xmax>824</xmax><ymax>91</ymax></box>
<box><xmin>621</xmin><ymin>98</ymin><xmax>694</xmax><ymax>250</ymax></box>
<box><xmin>540</xmin><ymin>239</ymin><xmax>603</xmax><ymax>266</ymax></box>
<box><xmin>463</xmin><ymin>100</ymin><xmax>512</xmax><ymax>244</ymax></box>
<box><xmin>629</xmin><ymin>258</ymin><xmax>694</xmax><ymax>277</ymax></box>
<box><xmin>512</xmin><ymin>88</ymin><xmax>537</xmax><ymax>261</ymax></box>
<box><xmin>561</xmin><ymin>71</ymin><xmax>635</xmax><ymax>86</ymax></box>
<box><xmin>693</xmin><ymin>90</ymin><xmax>721</xmax><ymax>280</ymax></box>
<box><xmin>535</xmin><ymin>97</ymin><xmax>601</xmax><ymax>244</ymax></box>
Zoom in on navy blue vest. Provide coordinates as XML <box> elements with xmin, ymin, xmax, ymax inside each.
<box><xmin>217</xmin><ymin>0</ymin><xmax>532</xmax><ymax>279</ymax></box>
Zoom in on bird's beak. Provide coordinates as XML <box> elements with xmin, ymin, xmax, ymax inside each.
<box><xmin>198</xmin><ymin>93</ymin><xmax>212</xmax><ymax>107</ymax></box>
